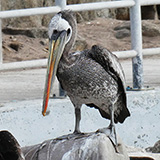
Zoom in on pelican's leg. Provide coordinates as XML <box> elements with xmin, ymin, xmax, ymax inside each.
<box><xmin>107</xmin><ymin>104</ymin><xmax>117</xmax><ymax>147</ymax></box>
<box><xmin>56</xmin><ymin>107</ymin><xmax>82</xmax><ymax>140</ymax></box>
<box><xmin>97</xmin><ymin>104</ymin><xmax>118</xmax><ymax>148</ymax></box>
<box><xmin>74</xmin><ymin>107</ymin><xmax>81</xmax><ymax>134</ymax></box>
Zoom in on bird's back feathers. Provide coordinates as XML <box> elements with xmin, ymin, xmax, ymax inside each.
<box><xmin>86</xmin><ymin>45</ymin><xmax>130</xmax><ymax>123</ymax></box>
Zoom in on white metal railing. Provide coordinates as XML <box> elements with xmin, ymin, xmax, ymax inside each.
<box><xmin>0</xmin><ymin>0</ymin><xmax>160</xmax><ymax>89</ymax></box>
<box><xmin>0</xmin><ymin>1</ymin><xmax>135</xmax><ymax>19</ymax></box>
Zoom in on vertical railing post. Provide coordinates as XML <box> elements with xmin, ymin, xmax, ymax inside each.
<box><xmin>130</xmin><ymin>0</ymin><xmax>143</xmax><ymax>89</ymax></box>
<box><xmin>0</xmin><ymin>1</ymin><xmax>2</xmax><ymax>64</ymax></box>
<box><xmin>55</xmin><ymin>0</ymin><xmax>67</xmax><ymax>10</ymax></box>
<box><xmin>55</xmin><ymin>0</ymin><xmax>67</xmax><ymax>97</ymax></box>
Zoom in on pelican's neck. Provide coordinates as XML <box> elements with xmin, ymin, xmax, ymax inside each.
<box><xmin>60</xmin><ymin>11</ymin><xmax>77</xmax><ymax>64</ymax></box>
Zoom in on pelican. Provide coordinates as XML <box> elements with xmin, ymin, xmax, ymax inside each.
<box><xmin>42</xmin><ymin>10</ymin><xmax>130</xmax><ymax>146</ymax></box>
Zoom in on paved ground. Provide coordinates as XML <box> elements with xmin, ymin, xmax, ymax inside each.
<box><xmin>0</xmin><ymin>56</ymin><xmax>160</xmax><ymax>103</ymax></box>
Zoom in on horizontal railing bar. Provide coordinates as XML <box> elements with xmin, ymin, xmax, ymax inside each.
<box><xmin>66</xmin><ymin>1</ymin><xmax>135</xmax><ymax>12</ymax></box>
<box><xmin>140</xmin><ymin>0</ymin><xmax>160</xmax><ymax>6</ymax></box>
<box><xmin>1</xmin><ymin>47</ymin><xmax>160</xmax><ymax>71</ymax></box>
<box><xmin>0</xmin><ymin>50</ymin><xmax>137</xmax><ymax>71</ymax></box>
<box><xmin>142</xmin><ymin>47</ymin><xmax>160</xmax><ymax>56</ymax></box>
<box><xmin>0</xmin><ymin>0</ymin><xmax>160</xmax><ymax>72</ymax></box>
<box><xmin>0</xmin><ymin>59</ymin><xmax>47</xmax><ymax>71</ymax></box>
<box><xmin>0</xmin><ymin>50</ymin><xmax>136</xmax><ymax>71</ymax></box>
<box><xmin>1</xmin><ymin>0</ymin><xmax>160</xmax><ymax>19</ymax></box>
<box><xmin>0</xmin><ymin>6</ymin><xmax>61</xmax><ymax>19</ymax></box>
<box><xmin>0</xmin><ymin>1</ymin><xmax>135</xmax><ymax>19</ymax></box>
<box><xmin>113</xmin><ymin>50</ymin><xmax>137</xmax><ymax>59</ymax></box>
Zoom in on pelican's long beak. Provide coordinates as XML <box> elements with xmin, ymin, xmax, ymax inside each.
<box><xmin>42</xmin><ymin>30</ymin><xmax>68</xmax><ymax>116</ymax></box>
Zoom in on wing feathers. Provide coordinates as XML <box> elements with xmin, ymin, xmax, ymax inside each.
<box><xmin>87</xmin><ymin>45</ymin><xmax>130</xmax><ymax>123</ymax></box>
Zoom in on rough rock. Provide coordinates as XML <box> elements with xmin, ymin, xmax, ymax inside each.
<box><xmin>116</xmin><ymin>8</ymin><xmax>129</xmax><ymax>20</ymax></box>
<box><xmin>115</xmin><ymin>28</ymin><xmax>130</xmax><ymax>39</ymax></box>
<box><xmin>127</xmin><ymin>146</ymin><xmax>160</xmax><ymax>160</ymax></box>
<box><xmin>67</xmin><ymin>0</ymin><xmax>114</xmax><ymax>23</ymax></box>
<box><xmin>142</xmin><ymin>21</ymin><xmax>160</xmax><ymax>37</ymax></box>
<box><xmin>114</xmin><ymin>20</ymin><xmax>160</xmax><ymax>39</ymax></box>
<box><xmin>115</xmin><ymin>5</ymin><xmax>160</xmax><ymax>20</ymax></box>
<box><xmin>73</xmin><ymin>35</ymin><xmax>88</xmax><ymax>51</ymax></box>
<box><xmin>2</xmin><ymin>27</ymin><xmax>48</xmax><ymax>38</ymax></box>
<box><xmin>146</xmin><ymin>140</ymin><xmax>160</xmax><ymax>153</ymax></box>
<box><xmin>114</xmin><ymin>23</ymin><xmax>130</xmax><ymax>31</ymax></box>
<box><xmin>9</xmin><ymin>41</ymin><xmax>23</xmax><ymax>51</ymax></box>
<box><xmin>1</xmin><ymin>0</ymin><xmax>113</xmax><ymax>27</ymax></box>
<box><xmin>2</xmin><ymin>27</ymin><xmax>88</xmax><ymax>53</ymax></box>
<box><xmin>0</xmin><ymin>130</ymin><xmax>24</xmax><ymax>160</ymax></box>
<box><xmin>157</xmin><ymin>5</ymin><xmax>160</xmax><ymax>19</ymax></box>
<box><xmin>142</xmin><ymin>5</ymin><xmax>158</xmax><ymax>20</ymax></box>
<box><xmin>1</xmin><ymin>0</ymin><xmax>54</xmax><ymax>28</ymax></box>
<box><xmin>22</xmin><ymin>132</ymin><xmax>129</xmax><ymax>160</ymax></box>
<box><xmin>1</xmin><ymin>1</ymin><xmax>160</xmax><ymax>29</ymax></box>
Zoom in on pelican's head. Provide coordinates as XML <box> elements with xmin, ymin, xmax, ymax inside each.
<box><xmin>42</xmin><ymin>10</ymin><xmax>76</xmax><ymax>116</ymax></box>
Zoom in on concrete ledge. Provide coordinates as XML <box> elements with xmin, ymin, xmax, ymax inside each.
<box><xmin>118</xmin><ymin>88</ymin><xmax>160</xmax><ymax>148</ymax></box>
<box><xmin>0</xmin><ymin>88</ymin><xmax>160</xmax><ymax>148</ymax></box>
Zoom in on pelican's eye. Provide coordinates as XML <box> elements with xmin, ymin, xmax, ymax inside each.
<box><xmin>67</xmin><ymin>28</ymin><xmax>71</xmax><ymax>36</ymax></box>
<box><xmin>53</xmin><ymin>30</ymin><xmax>58</xmax><ymax>35</ymax></box>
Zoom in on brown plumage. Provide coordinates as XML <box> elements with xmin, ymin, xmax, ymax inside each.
<box><xmin>42</xmin><ymin>10</ymin><xmax>130</xmax><ymax>146</ymax></box>
<box><xmin>57</xmin><ymin>44</ymin><xmax>130</xmax><ymax>124</ymax></box>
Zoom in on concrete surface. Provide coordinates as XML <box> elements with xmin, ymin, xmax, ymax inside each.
<box><xmin>0</xmin><ymin>56</ymin><xmax>160</xmax><ymax>149</ymax></box>
<box><xmin>0</xmin><ymin>89</ymin><xmax>160</xmax><ymax>149</ymax></box>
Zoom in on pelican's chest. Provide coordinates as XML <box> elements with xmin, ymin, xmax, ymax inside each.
<box><xmin>57</xmin><ymin>52</ymin><xmax>118</xmax><ymax>100</ymax></box>
<box><xmin>57</xmin><ymin>53</ymin><xmax>93</xmax><ymax>85</ymax></box>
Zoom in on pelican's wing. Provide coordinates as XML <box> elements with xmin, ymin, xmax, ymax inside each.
<box><xmin>88</xmin><ymin>45</ymin><xmax>126</xmax><ymax>91</ymax></box>
<box><xmin>86</xmin><ymin>45</ymin><xmax>130</xmax><ymax>123</ymax></box>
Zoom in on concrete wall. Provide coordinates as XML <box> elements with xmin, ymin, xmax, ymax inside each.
<box><xmin>118</xmin><ymin>88</ymin><xmax>160</xmax><ymax>148</ymax></box>
<box><xmin>0</xmin><ymin>88</ymin><xmax>160</xmax><ymax>148</ymax></box>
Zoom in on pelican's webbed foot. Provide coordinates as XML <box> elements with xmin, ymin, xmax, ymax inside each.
<box><xmin>73</xmin><ymin>130</ymin><xmax>81</xmax><ymax>134</ymax></box>
<box><xmin>56</xmin><ymin>132</ymin><xmax>86</xmax><ymax>141</ymax></box>
<box><xmin>96</xmin><ymin>125</ymin><xmax>118</xmax><ymax>152</ymax></box>
<box><xmin>56</xmin><ymin>134</ymin><xmax>75</xmax><ymax>140</ymax></box>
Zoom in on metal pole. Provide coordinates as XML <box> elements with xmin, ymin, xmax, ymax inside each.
<box><xmin>0</xmin><ymin>1</ymin><xmax>2</xmax><ymax>64</ymax></box>
<box><xmin>0</xmin><ymin>23</ymin><xmax>2</xmax><ymax>64</ymax></box>
<box><xmin>55</xmin><ymin>0</ymin><xmax>66</xmax><ymax>10</ymax></box>
<box><xmin>55</xmin><ymin>0</ymin><xmax>67</xmax><ymax>97</ymax></box>
<box><xmin>130</xmin><ymin>0</ymin><xmax>143</xmax><ymax>89</ymax></box>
